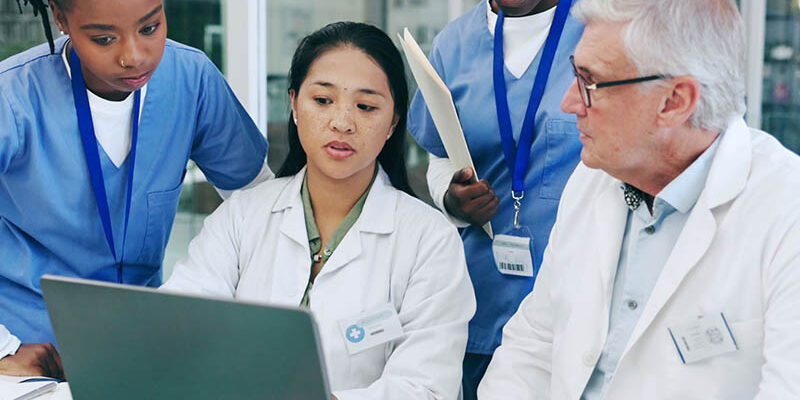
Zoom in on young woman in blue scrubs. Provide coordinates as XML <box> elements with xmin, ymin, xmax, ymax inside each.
<box><xmin>0</xmin><ymin>0</ymin><xmax>269</xmax><ymax>378</ymax></box>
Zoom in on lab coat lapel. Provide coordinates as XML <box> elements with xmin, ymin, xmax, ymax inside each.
<box><xmin>561</xmin><ymin>176</ymin><xmax>628</xmax><ymax>398</ymax></box>
<box><xmin>316</xmin><ymin>169</ymin><xmax>396</xmax><ymax>278</ymax></box>
<box><xmin>622</xmin><ymin>198</ymin><xmax>716</xmax><ymax>353</ymax></box>
<box><xmin>270</xmin><ymin>170</ymin><xmax>312</xmax><ymax>306</ymax></box>
<box><xmin>620</xmin><ymin>118</ymin><xmax>752</xmax><ymax>359</ymax></box>
<box><xmin>274</xmin><ymin>169</ymin><xmax>309</xmax><ymax>247</ymax></box>
<box><xmin>591</xmin><ymin>180</ymin><xmax>629</xmax><ymax>302</ymax></box>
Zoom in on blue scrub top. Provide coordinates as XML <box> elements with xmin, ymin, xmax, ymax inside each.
<box><xmin>0</xmin><ymin>37</ymin><xmax>267</xmax><ymax>345</ymax></box>
<box><xmin>408</xmin><ymin>2</ymin><xmax>583</xmax><ymax>354</ymax></box>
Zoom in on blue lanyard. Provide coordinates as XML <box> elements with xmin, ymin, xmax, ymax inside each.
<box><xmin>69</xmin><ymin>48</ymin><xmax>140</xmax><ymax>283</ymax></box>
<box><xmin>492</xmin><ymin>0</ymin><xmax>572</xmax><ymax>227</ymax></box>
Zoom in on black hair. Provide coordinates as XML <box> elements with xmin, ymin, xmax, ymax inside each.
<box><xmin>276</xmin><ymin>21</ymin><xmax>415</xmax><ymax>198</ymax></box>
<box><xmin>16</xmin><ymin>0</ymin><xmax>61</xmax><ymax>54</ymax></box>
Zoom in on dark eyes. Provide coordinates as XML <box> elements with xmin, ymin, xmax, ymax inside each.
<box><xmin>313</xmin><ymin>97</ymin><xmax>376</xmax><ymax>112</ymax></box>
<box><xmin>91</xmin><ymin>36</ymin><xmax>114</xmax><ymax>46</ymax></box>
<box><xmin>90</xmin><ymin>23</ymin><xmax>159</xmax><ymax>46</ymax></box>
<box><xmin>314</xmin><ymin>97</ymin><xmax>332</xmax><ymax>105</ymax></box>
<box><xmin>140</xmin><ymin>23</ymin><xmax>159</xmax><ymax>35</ymax></box>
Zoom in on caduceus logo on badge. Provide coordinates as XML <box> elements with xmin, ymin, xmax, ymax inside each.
<box><xmin>346</xmin><ymin>324</ymin><xmax>366</xmax><ymax>343</ymax></box>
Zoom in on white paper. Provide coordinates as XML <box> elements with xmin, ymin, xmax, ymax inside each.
<box><xmin>0</xmin><ymin>375</ymin><xmax>71</xmax><ymax>400</ymax></box>
<box><xmin>398</xmin><ymin>28</ymin><xmax>493</xmax><ymax>238</ymax></box>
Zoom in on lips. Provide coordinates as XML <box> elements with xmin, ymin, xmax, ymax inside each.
<box><xmin>121</xmin><ymin>71</ymin><xmax>153</xmax><ymax>89</ymax></box>
<box><xmin>324</xmin><ymin>141</ymin><xmax>355</xmax><ymax>160</ymax></box>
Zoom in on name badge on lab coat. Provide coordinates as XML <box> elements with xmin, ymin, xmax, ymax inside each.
<box><xmin>339</xmin><ymin>303</ymin><xmax>404</xmax><ymax>355</ymax></box>
<box><xmin>492</xmin><ymin>234</ymin><xmax>534</xmax><ymax>277</ymax></box>
<box><xmin>668</xmin><ymin>312</ymin><xmax>738</xmax><ymax>364</ymax></box>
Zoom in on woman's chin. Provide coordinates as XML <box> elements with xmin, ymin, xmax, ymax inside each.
<box><xmin>307</xmin><ymin>160</ymin><xmax>374</xmax><ymax>185</ymax></box>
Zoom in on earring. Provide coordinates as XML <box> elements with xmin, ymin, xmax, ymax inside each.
<box><xmin>59</xmin><ymin>30</ymin><xmax>65</xmax><ymax>35</ymax></box>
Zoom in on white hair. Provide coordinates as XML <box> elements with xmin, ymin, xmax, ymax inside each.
<box><xmin>572</xmin><ymin>0</ymin><xmax>746</xmax><ymax>132</ymax></box>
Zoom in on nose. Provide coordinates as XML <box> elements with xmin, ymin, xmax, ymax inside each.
<box><xmin>329</xmin><ymin>105</ymin><xmax>356</xmax><ymax>134</ymax></box>
<box><xmin>560</xmin><ymin>79</ymin><xmax>587</xmax><ymax>117</ymax></box>
<box><xmin>118</xmin><ymin>37</ymin><xmax>144</xmax><ymax>69</ymax></box>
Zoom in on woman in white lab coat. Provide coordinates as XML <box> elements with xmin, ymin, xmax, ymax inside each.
<box><xmin>162</xmin><ymin>22</ymin><xmax>476</xmax><ymax>400</ymax></box>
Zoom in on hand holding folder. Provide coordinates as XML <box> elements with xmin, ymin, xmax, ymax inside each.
<box><xmin>397</xmin><ymin>28</ymin><xmax>493</xmax><ymax>238</ymax></box>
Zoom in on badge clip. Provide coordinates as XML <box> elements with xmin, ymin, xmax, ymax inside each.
<box><xmin>511</xmin><ymin>190</ymin><xmax>524</xmax><ymax>229</ymax></box>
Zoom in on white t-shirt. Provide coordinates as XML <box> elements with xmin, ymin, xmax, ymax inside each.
<box><xmin>486</xmin><ymin>0</ymin><xmax>556</xmax><ymax>79</ymax></box>
<box><xmin>60</xmin><ymin>43</ymin><xmax>272</xmax><ymax>195</ymax></box>
<box><xmin>62</xmin><ymin>45</ymin><xmax>146</xmax><ymax>168</ymax></box>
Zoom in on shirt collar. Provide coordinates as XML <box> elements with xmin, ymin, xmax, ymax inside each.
<box><xmin>300</xmin><ymin>167</ymin><xmax>377</xmax><ymax>260</ymax></box>
<box><xmin>485</xmin><ymin>0</ymin><xmax>556</xmax><ymax>36</ymax></box>
<box><xmin>655</xmin><ymin>134</ymin><xmax>722</xmax><ymax>214</ymax></box>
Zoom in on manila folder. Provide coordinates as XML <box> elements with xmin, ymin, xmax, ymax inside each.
<box><xmin>398</xmin><ymin>28</ymin><xmax>493</xmax><ymax>238</ymax></box>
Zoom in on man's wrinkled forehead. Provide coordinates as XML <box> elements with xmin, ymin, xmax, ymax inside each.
<box><xmin>573</xmin><ymin>20</ymin><xmax>633</xmax><ymax>80</ymax></box>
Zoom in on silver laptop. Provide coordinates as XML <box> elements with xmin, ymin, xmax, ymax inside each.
<box><xmin>41</xmin><ymin>275</ymin><xmax>330</xmax><ymax>400</ymax></box>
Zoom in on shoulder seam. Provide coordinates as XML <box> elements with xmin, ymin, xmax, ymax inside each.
<box><xmin>0</xmin><ymin>89</ymin><xmax>23</xmax><ymax>167</ymax></box>
<box><xmin>0</xmin><ymin>52</ymin><xmax>54</xmax><ymax>78</ymax></box>
<box><xmin>164</xmin><ymin>41</ymin><xmax>207</xmax><ymax>57</ymax></box>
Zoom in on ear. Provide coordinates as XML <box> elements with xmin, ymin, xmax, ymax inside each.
<box><xmin>387</xmin><ymin>113</ymin><xmax>399</xmax><ymax>140</ymax></box>
<box><xmin>656</xmin><ymin>76</ymin><xmax>699</xmax><ymax>128</ymax></box>
<box><xmin>50</xmin><ymin>0</ymin><xmax>68</xmax><ymax>34</ymax></box>
<box><xmin>288</xmin><ymin>89</ymin><xmax>298</xmax><ymax>123</ymax></box>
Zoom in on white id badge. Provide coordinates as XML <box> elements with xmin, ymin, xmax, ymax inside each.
<box><xmin>668</xmin><ymin>312</ymin><xmax>738</xmax><ymax>364</ymax></box>
<box><xmin>339</xmin><ymin>303</ymin><xmax>404</xmax><ymax>355</ymax></box>
<box><xmin>492</xmin><ymin>232</ymin><xmax>534</xmax><ymax>277</ymax></box>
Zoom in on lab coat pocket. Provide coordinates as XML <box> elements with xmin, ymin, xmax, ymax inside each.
<box><xmin>346</xmin><ymin>344</ymin><xmax>387</xmax><ymax>388</ymax></box>
<box><xmin>539</xmin><ymin>119</ymin><xmax>581</xmax><ymax>200</ymax></box>
<box><xmin>729</xmin><ymin>317</ymin><xmax>764</xmax><ymax>350</ymax></box>
<box><xmin>137</xmin><ymin>184</ymin><xmax>183</xmax><ymax>265</ymax></box>
<box><xmin>696</xmin><ymin>317</ymin><xmax>764</xmax><ymax>399</ymax></box>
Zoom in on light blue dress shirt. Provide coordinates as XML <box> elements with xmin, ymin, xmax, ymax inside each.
<box><xmin>581</xmin><ymin>136</ymin><xmax>721</xmax><ymax>399</ymax></box>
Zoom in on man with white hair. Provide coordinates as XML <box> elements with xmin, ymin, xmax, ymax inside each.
<box><xmin>478</xmin><ymin>0</ymin><xmax>800</xmax><ymax>398</ymax></box>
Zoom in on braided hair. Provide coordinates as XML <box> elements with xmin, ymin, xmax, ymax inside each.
<box><xmin>15</xmin><ymin>0</ymin><xmax>57</xmax><ymax>54</ymax></box>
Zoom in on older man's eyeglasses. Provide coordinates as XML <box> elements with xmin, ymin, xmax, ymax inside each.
<box><xmin>569</xmin><ymin>55</ymin><xmax>667</xmax><ymax>108</ymax></box>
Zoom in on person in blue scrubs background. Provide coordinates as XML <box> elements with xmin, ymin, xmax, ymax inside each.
<box><xmin>407</xmin><ymin>0</ymin><xmax>582</xmax><ymax>397</ymax></box>
<box><xmin>0</xmin><ymin>0</ymin><xmax>270</xmax><ymax>379</ymax></box>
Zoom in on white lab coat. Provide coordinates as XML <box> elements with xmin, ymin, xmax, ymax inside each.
<box><xmin>478</xmin><ymin>117</ymin><xmax>800</xmax><ymax>399</ymax></box>
<box><xmin>163</xmin><ymin>167</ymin><xmax>475</xmax><ymax>400</ymax></box>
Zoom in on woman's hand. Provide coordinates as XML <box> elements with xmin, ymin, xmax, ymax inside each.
<box><xmin>0</xmin><ymin>343</ymin><xmax>64</xmax><ymax>380</ymax></box>
<box><xmin>444</xmin><ymin>168</ymin><xmax>499</xmax><ymax>226</ymax></box>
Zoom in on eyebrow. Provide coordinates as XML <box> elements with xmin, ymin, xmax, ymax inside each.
<box><xmin>80</xmin><ymin>5</ymin><xmax>163</xmax><ymax>31</ymax></box>
<box><xmin>310</xmin><ymin>81</ymin><xmax>386</xmax><ymax>98</ymax></box>
<box><xmin>139</xmin><ymin>5</ymin><xmax>163</xmax><ymax>24</ymax></box>
<box><xmin>576</xmin><ymin>65</ymin><xmax>597</xmax><ymax>81</ymax></box>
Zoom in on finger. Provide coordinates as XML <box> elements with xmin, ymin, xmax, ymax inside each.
<box><xmin>35</xmin><ymin>357</ymin><xmax>52</xmax><ymax>379</ymax></box>
<box><xmin>40</xmin><ymin>344</ymin><xmax>60</xmax><ymax>379</ymax></box>
<box><xmin>475</xmin><ymin>195</ymin><xmax>500</xmax><ymax>220</ymax></box>
<box><xmin>460</xmin><ymin>192</ymin><xmax>498</xmax><ymax>217</ymax></box>
<box><xmin>449</xmin><ymin>168</ymin><xmax>475</xmax><ymax>184</ymax></box>
<box><xmin>450</xmin><ymin>180</ymin><xmax>492</xmax><ymax>201</ymax></box>
<box><xmin>48</xmin><ymin>345</ymin><xmax>64</xmax><ymax>380</ymax></box>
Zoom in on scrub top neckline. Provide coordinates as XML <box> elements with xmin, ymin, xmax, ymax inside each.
<box><xmin>479</xmin><ymin>1</ymin><xmax>551</xmax><ymax>81</ymax></box>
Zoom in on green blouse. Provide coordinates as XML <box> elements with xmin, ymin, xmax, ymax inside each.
<box><xmin>299</xmin><ymin>169</ymin><xmax>376</xmax><ymax>307</ymax></box>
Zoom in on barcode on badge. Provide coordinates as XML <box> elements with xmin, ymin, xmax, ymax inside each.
<box><xmin>499</xmin><ymin>262</ymin><xmax>524</xmax><ymax>272</ymax></box>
